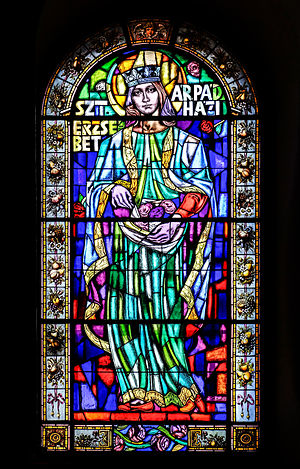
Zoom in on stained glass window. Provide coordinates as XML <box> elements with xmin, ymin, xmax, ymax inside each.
<box><xmin>40</xmin><ymin>18</ymin><xmax>260</xmax><ymax>453</ymax></box>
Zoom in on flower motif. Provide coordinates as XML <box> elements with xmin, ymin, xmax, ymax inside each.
<box><xmin>150</xmin><ymin>433</ymin><xmax>170</xmax><ymax>451</ymax></box>
<box><xmin>237</xmin><ymin>122</ymin><xmax>255</xmax><ymax>150</ymax></box>
<box><xmin>159</xmin><ymin>199</ymin><xmax>177</xmax><ymax>214</ymax></box>
<box><xmin>47</xmin><ymin>357</ymin><xmax>64</xmax><ymax>385</ymax></box>
<box><xmin>46</xmin><ymin>325</ymin><xmax>65</xmax><ymax>354</ymax></box>
<box><xmin>187</xmin><ymin>61</ymin><xmax>200</xmax><ymax>77</ymax></box>
<box><xmin>74</xmin><ymin>201</ymin><xmax>85</xmax><ymax>218</ymax></box>
<box><xmin>128</xmin><ymin>425</ymin><xmax>146</xmax><ymax>443</ymax></box>
<box><xmin>170</xmin><ymin>425</ymin><xmax>187</xmax><ymax>439</ymax></box>
<box><xmin>149</xmin><ymin>206</ymin><xmax>165</xmax><ymax>218</ymax></box>
<box><xmin>47</xmin><ymin>156</ymin><xmax>65</xmax><ymax>183</ymax></box>
<box><xmin>139</xmin><ymin>202</ymin><xmax>153</xmax><ymax>217</ymax></box>
<box><xmin>236</xmin><ymin>224</ymin><xmax>255</xmax><ymax>252</ymax></box>
<box><xmin>200</xmin><ymin>120</ymin><xmax>214</xmax><ymax>133</ymax></box>
<box><xmin>47</xmin><ymin>289</ymin><xmax>65</xmax><ymax>318</ymax></box>
<box><xmin>114</xmin><ymin>434</ymin><xmax>125</xmax><ymax>451</ymax></box>
<box><xmin>48</xmin><ymin>84</ymin><xmax>69</xmax><ymax>114</ymax></box>
<box><xmin>46</xmin><ymin>189</ymin><xmax>65</xmax><ymax>215</ymax></box>
<box><xmin>236</xmin><ymin>155</ymin><xmax>254</xmax><ymax>183</ymax></box>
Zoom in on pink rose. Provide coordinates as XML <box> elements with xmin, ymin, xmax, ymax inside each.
<box><xmin>114</xmin><ymin>434</ymin><xmax>124</xmax><ymax>451</ymax></box>
<box><xmin>149</xmin><ymin>206</ymin><xmax>165</xmax><ymax>218</ymax></box>
<box><xmin>128</xmin><ymin>425</ymin><xmax>146</xmax><ymax>443</ymax></box>
<box><xmin>160</xmin><ymin>199</ymin><xmax>177</xmax><ymax>214</ymax></box>
<box><xmin>150</xmin><ymin>434</ymin><xmax>170</xmax><ymax>451</ymax></box>
<box><xmin>139</xmin><ymin>203</ymin><xmax>153</xmax><ymax>217</ymax></box>
<box><xmin>187</xmin><ymin>61</ymin><xmax>200</xmax><ymax>77</ymax></box>
<box><xmin>170</xmin><ymin>425</ymin><xmax>187</xmax><ymax>439</ymax></box>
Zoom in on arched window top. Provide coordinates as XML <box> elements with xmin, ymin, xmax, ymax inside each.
<box><xmin>42</xmin><ymin>19</ymin><xmax>258</xmax><ymax>117</ymax></box>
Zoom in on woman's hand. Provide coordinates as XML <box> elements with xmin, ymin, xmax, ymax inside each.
<box><xmin>146</xmin><ymin>220</ymin><xmax>184</xmax><ymax>244</ymax></box>
<box><xmin>111</xmin><ymin>185</ymin><xmax>134</xmax><ymax>210</ymax></box>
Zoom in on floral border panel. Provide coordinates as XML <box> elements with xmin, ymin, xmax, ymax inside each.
<box><xmin>232</xmin><ymin>222</ymin><xmax>260</xmax><ymax>321</ymax></box>
<box><xmin>73</xmin><ymin>425</ymin><xmax>227</xmax><ymax>452</ymax></box>
<box><xmin>42</xmin><ymin>221</ymin><xmax>69</xmax><ymax>320</ymax></box>
<box><xmin>188</xmin><ymin>426</ymin><xmax>227</xmax><ymax>451</ymax></box>
<box><xmin>114</xmin><ymin>425</ymin><xmax>227</xmax><ymax>452</ymax></box>
<box><xmin>42</xmin><ymin>120</ymin><xmax>69</xmax><ymax>218</ymax></box>
<box><xmin>232</xmin><ymin>119</ymin><xmax>259</xmax><ymax>218</ymax></box>
<box><xmin>231</xmin><ymin>220</ymin><xmax>260</xmax><ymax>433</ymax></box>
<box><xmin>42</xmin><ymin>323</ymin><xmax>70</xmax><ymax>422</ymax></box>
<box><xmin>113</xmin><ymin>424</ymin><xmax>188</xmax><ymax>452</ymax></box>
<box><xmin>232</xmin><ymin>323</ymin><xmax>260</xmax><ymax>423</ymax></box>
<box><xmin>74</xmin><ymin>425</ymin><xmax>112</xmax><ymax>451</ymax></box>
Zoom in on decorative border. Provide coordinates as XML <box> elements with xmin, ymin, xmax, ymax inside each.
<box><xmin>231</xmin><ymin>120</ymin><xmax>259</xmax><ymax>218</ymax></box>
<box><xmin>41</xmin><ymin>424</ymin><xmax>70</xmax><ymax>451</ymax></box>
<box><xmin>188</xmin><ymin>426</ymin><xmax>227</xmax><ymax>451</ymax></box>
<box><xmin>41</xmin><ymin>120</ymin><xmax>69</xmax><ymax>218</ymax></box>
<box><xmin>127</xmin><ymin>19</ymin><xmax>173</xmax><ymax>45</ymax></box>
<box><xmin>42</xmin><ymin>221</ymin><xmax>70</xmax><ymax>320</ymax></box>
<box><xmin>231</xmin><ymin>114</ymin><xmax>260</xmax><ymax>429</ymax></box>
<box><xmin>232</xmin><ymin>222</ymin><xmax>260</xmax><ymax>322</ymax></box>
<box><xmin>231</xmin><ymin>425</ymin><xmax>259</xmax><ymax>451</ymax></box>
<box><xmin>74</xmin><ymin>425</ymin><xmax>113</xmax><ymax>451</ymax></box>
<box><xmin>41</xmin><ymin>117</ymin><xmax>70</xmax><ymax>422</ymax></box>
<box><xmin>232</xmin><ymin>323</ymin><xmax>260</xmax><ymax>422</ymax></box>
<box><xmin>73</xmin><ymin>425</ymin><xmax>227</xmax><ymax>452</ymax></box>
<box><xmin>41</xmin><ymin>322</ymin><xmax>70</xmax><ymax>421</ymax></box>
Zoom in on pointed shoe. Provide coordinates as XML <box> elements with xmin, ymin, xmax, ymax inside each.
<box><xmin>118</xmin><ymin>403</ymin><xmax>131</xmax><ymax>411</ymax></box>
<box><xmin>131</xmin><ymin>401</ymin><xmax>154</xmax><ymax>412</ymax></box>
<box><xmin>179</xmin><ymin>399</ymin><xmax>196</xmax><ymax>413</ymax></box>
<box><xmin>195</xmin><ymin>395</ymin><xmax>206</xmax><ymax>412</ymax></box>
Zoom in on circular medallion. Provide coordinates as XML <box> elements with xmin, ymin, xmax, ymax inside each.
<box><xmin>49</xmin><ymin>431</ymin><xmax>62</xmax><ymax>445</ymax></box>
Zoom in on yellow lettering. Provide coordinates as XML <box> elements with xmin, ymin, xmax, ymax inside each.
<box><xmin>82</xmin><ymin>121</ymin><xmax>92</xmax><ymax>136</ymax></box>
<box><xmin>109</xmin><ymin>121</ymin><xmax>118</xmax><ymax>135</ymax></box>
<box><xmin>73</xmin><ymin>136</ymin><xmax>82</xmax><ymax>151</ymax></box>
<box><xmin>75</xmin><ymin>101</ymin><xmax>85</xmax><ymax>116</ymax></box>
<box><xmin>73</xmin><ymin>120</ymin><xmax>81</xmax><ymax>135</ymax></box>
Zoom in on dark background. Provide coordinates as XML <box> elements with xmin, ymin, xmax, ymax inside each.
<box><xmin>24</xmin><ymin>0</ymin><xmax>300</xmax><ymax>464</ymax></box>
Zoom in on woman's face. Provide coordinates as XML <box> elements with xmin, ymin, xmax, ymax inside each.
<box><xmin>131</xmin><ymin>83</ymin><xmax>160</xmax><ymax>115</ymax></box>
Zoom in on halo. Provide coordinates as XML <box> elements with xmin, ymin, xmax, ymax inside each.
<box><xmin>106</xmin><ymin>50</ymin><xmax>187</xmax><ymax>116</ymax></box>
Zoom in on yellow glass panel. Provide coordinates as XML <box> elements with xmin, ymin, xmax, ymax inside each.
<box><xmin>116</xmin><ymin>74</ymin><xmax>127</xmax><ymax>95</ymax></box>
<box><xmin>115</xmin><ymin>95</ymin><xmax>126</xmax><ymax>107</ymax></box>
<box><xmin>118</xmin><ymin>58</ymin><xmax>136</xmax><ymax>73</ymax></box>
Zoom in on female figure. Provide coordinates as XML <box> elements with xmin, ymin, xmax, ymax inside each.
<box><xmin>83</xmin><ymin>51</ymin><xmax>216</xmax><ymax>412</ymax></box>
